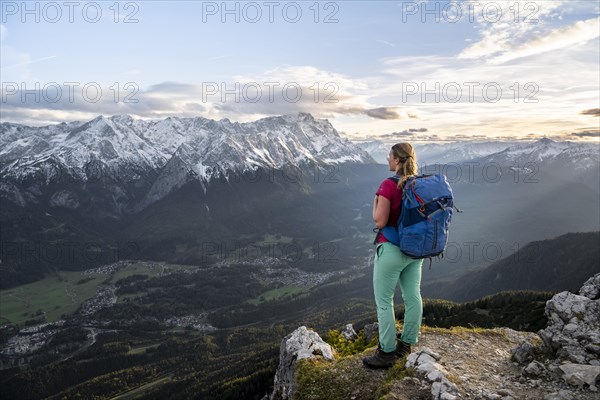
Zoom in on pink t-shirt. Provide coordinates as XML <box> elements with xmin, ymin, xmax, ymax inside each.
<box><xmin>376</xmin><ymin>177</ymin><xmax>404</xmax><ymax>244</ymax></box>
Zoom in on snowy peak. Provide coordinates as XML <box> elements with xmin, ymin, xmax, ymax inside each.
<box><xmin>356</xmin><ymin>138</ymin><xmax>598</xmax><ymax>173</ymax></box>
<box><xmin>0</xmin><ymin>113</ymin><xmax>375</xmax><ymax>184</ymax></box>
<box><xmin>356</xmin><ymin>139</ymin><xmax>523</xmax><ymax>166</ymax></box>
<box><xmin>481</xmin><ymin>138</ymin><xmax>598</xmax><ymax>166</ymax></box>
<box><xmin>537</xmin><ymin>137</ymin><xmax>555</xmax><ymax>145</ymax></box>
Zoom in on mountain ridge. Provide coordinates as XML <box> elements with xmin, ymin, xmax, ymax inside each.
<box><xmin>0</xmin><ymin>113</ymin><xmax>377</xmax><ymax>214</ymax></box>
<box><xmin>0</xmin><ymin>112</ymin><xmax>375</xmax><ymax>186</ymax></box>
<box><xmin>423</xmin><ymin>231</ymin><xmax>600</xmax><ymax>302</ymax></box>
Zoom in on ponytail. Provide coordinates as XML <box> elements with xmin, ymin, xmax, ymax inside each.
<box><xmin>391</xmin><ymin>143</ymin><xmax>419</xmax><ymax>189</ymax></box>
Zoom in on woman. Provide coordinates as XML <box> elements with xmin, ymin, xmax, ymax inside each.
<box><xmin>363</xmin><ymin>142</ymin><xmax>424</xmax><ymax>369</ymax></box>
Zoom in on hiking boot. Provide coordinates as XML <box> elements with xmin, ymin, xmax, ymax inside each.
<box><xmin>395</xmin><ymin>339</ymin><xmax>412</xmax><ymax>358</ymax></box>
<box><xmin>362</xmin><ymin>346</ymin><xmax>396</xmax><ymax>369</ymax></box>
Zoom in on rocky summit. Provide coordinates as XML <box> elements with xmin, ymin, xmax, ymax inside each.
<box><xmin>537</xmin><ymin>273</ymin><xmax>600</xmax><ymax>365</ymax></box>
<box><xmin>268</xmin><ymin>326</ymin><xmax>336</xmax><ymax>400</ymax></box>
<box><xmin>266</xmin><ymin>273</ymin><xmax>600</xmax><ymax>400</ymax></box>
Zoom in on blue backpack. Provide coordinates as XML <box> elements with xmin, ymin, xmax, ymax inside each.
<box><xmin>375</xmin><ymin>173</ymin><xmax>462</xmax><ymax>269</ymax></box>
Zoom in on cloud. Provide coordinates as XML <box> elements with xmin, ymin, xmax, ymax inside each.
<box><xmin>488</xmin><ymin>17</ymin><xmax>600</xmax><ymax>64</ymax></box>
<box><xmin>145</xmin><ymin>81</ymin><xmax>203</xmax><ymax>95</ymax></box>
<box><xmin>374</xmin><ymin>25</ymin><xmax>599</xmax><ymax>140</ymax></box>
<box><xmin>191</xmin><ymin>66</ymin><xmax>416</xmax><ymax>121</ymax></box>
<box><xmin>183</xmin><ymin>102</ymin><xmax>207</xmax><ymax>113</ymax></box>
<box><xmin>580</xmin><ymin>108</ymin><xmax>600</xmax><ymax>116</ymax></box>
<box><xmin>0</xmin><ymin>65</ymin><xmax>414</xmax><ymax>125</ymax></box>
<box><xmin>571</xmin><ymin>129</ymin><xmax>600</xmax><ymax>137</ymax></box>
<box><xmin>326</xmin><ymin>106</ymin><xmax>417</xmax><ymax>120</ymax></box>
<box><xmin>378</xmin><ymin>128</ymin><xmax>429</xmax><ymax>138</ymax></box>
<box><xmin>457</xmin><ymin>0</ymin><xmax>568</xmax><ymax>62</ymax></box>
<box><xmin>364</xmin><ymin>107</ymin><xmax>402</xmax><ymax>120</ymax></box>
<box><xmin>208</xmin><ymin>54</ymin><xmax>234</xmax><ymax>61</ymax></box>
<box><xmin>2</xmin><ymin>55</ymin><xmax>58</xmax><ymax>69</ymax></box>
<box><xmin>376</xmin><ymin>39</ymin><xmax>395</xmax><ymax>47</ymax></box>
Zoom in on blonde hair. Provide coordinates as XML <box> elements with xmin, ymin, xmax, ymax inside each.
<box><xmin>391</xmin><ymin>143</ymin><xmax>419</xmax><ymax>189</ymax></box>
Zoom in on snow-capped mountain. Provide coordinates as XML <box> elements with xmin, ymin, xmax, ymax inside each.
<box><xmin>1</xmin><ymin>112</ymin><xmax>374</xmax><ymax>182</ymax></box>
<box><xmin>414</xmin><ymin>141</ymin><xmax>524</xmax><ymax>166</ymax></box>
<box><xmin>355</xmin><ymin>139</ymin><xmax>522</xmax><ymax>166</ymax></box>
<box><xmin>0</xmin><ymin>113</ymin><xmax>376</xmax><ymax>210</ymax></box>
<box><xmin>464</xmin><ymin>137</ymin><xmax>600</xmax><ymax>194</ymax></box>
<box><xmin>472</xmin><ymin>138</ymin><xmax>599</xmax><ymax>170</ymax></box>
<box><xmin>355</xmin><ymin>138</ymin><xmax>599</xmax><ymax>175</ymax></box>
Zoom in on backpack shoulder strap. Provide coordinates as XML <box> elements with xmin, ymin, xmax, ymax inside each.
<box><xmin>388</xmin><ymin>175</ymin><xmax>411</xmax><ymax>191</ymax></box>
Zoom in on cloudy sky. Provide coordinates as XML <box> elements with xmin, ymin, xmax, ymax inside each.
<box><xmin>1</xmin><ymin>0</ymin><xmax>599</xmax><ymax>142</ymax></box>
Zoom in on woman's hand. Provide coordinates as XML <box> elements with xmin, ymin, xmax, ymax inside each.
<box><xmin>373</xmin><ymin>195</ymin><xmax>391</xmax><ymax>229</ymax></box>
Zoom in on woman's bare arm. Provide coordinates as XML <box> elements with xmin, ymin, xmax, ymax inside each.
<box><xmin>372</xmin><ymin>195</ymin><xmax>378</xmax><ymax>221</ymax></box>
<box><xmin>373</xmin><ymin>195</ymin><xmax>391</xmax><ymax>229</ymax></box>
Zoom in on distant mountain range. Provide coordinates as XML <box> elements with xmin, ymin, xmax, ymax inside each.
<box><xmin>1</xmin><ymin>113</ymin><xmax>374</xmax><ymax>213</ymax></box>
<box><xmin>356</xmin><ymin>139</ymin><xmax>522</xmax><ymax>166</ymax></box>
<box><xmin>357</xmin><ymin>138</ymin><xmax>599</xmax><ymax>179</ymax></box>
<box><xmin>1</xmin><ymin>113</ymin><xmax>598</xmax><ymax>290</ymax></box>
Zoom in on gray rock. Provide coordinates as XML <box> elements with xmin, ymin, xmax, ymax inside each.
<box><xmin>401</xmin><ymin>376</ymin><xmax>421</xmax><ymax>386</ymax></box>
<box><xmin>558</xmin><ymin>363</ymin><xmax>600</xmax><ymax>388</ymax></box>
<box><xmin>537</xmin><ymin>273</ymin><xmax>600</xmax><ymax>365</ymax></box>
<box><xmin>481</xmin><ymin>388</ymin><xmax>501</xmax><ymax>399</ymax></box>
<box><xmin>497</xmin><ymin>388</ymin><xmax>515</xmax><ymax>397</ymax></box>
<box><xmin>585</xmin><ymin>343</ymin><xmax>600</xmax><ymax>355</ymax></box>
<box><xmin>523</xmin><ymin>360</ymin><xmax>547</xmax><ymax>377</ymax></box>
<box><xmin>270</xmin><ymin>326</ymin><xmax>335</xmax><ymax>400</ymax></box>
<box><xmin>364</xmin><ymin>323</ymin><xmax>378</xmax><ymax>344</ymax></box>
<box><xmin>547</xmin><ymin>363</ymin><xmax>564</xmax><ymax>376</ymax></box>
<box><xmin>579</xmin><ymin>273</ymin><xmax>600</xmax><ymax>300</ymax></box>
<box><xmin>543</xmin><ymin>389</ymin><xmax>575</xmax><ymax>400</ymax></box>
<box><xmin>422</xmin><ymin>347</ymin><xmax>442</xmax><ymax>361</ymax></box>
<box><xmin>529</xmin><ymin>378</ymin><xmax>542</xmax><ymax>387</ymax></box>
<box><xmin>341</xmin><ymin>323</ymin><xmax>358</xmax><ymax>341</ymax></box>
<box><xmin>406</xmin><ymin>348</ymin><xmax>458</xmax><ymax>400</ymax></box>
<box><xmin>512</xmin><ymin>339</ymin><xmax>538</xmax><ymax>364</ymax></box>
<box><xmin>431</xmin><ymin>378</ymin><xmax>458</xmax><ymax>400</ymax></box>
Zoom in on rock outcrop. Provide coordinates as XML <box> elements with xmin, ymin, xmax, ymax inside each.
<box><xmin>269</xmin><ymin>326</ymin><xmax>335</xmax><ymax>400</ymax></box>
<box><xmin>511</xmin><ymin>272</ymin><xmax>600</xmax><ymax>394</ymax></box>
<box><xmin>405</xmin><ymin>348</ymin><xmax>459</xmax><ymax>400</ymax></box>
<box><xmin>341</xmin><ymin>323</ymin><xmax>358</xmax><ymax>341</ymax></box>
<box><xmin>538</xmin><ymin>273</ymin><xmax>600</xmax><ymax>365</ymax></box>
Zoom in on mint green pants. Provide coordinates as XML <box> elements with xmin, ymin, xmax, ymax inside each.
<box><xmin>373</xmin><ymin>242</ymin><xmax>424</xmax><ymax>352</ymax></box>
